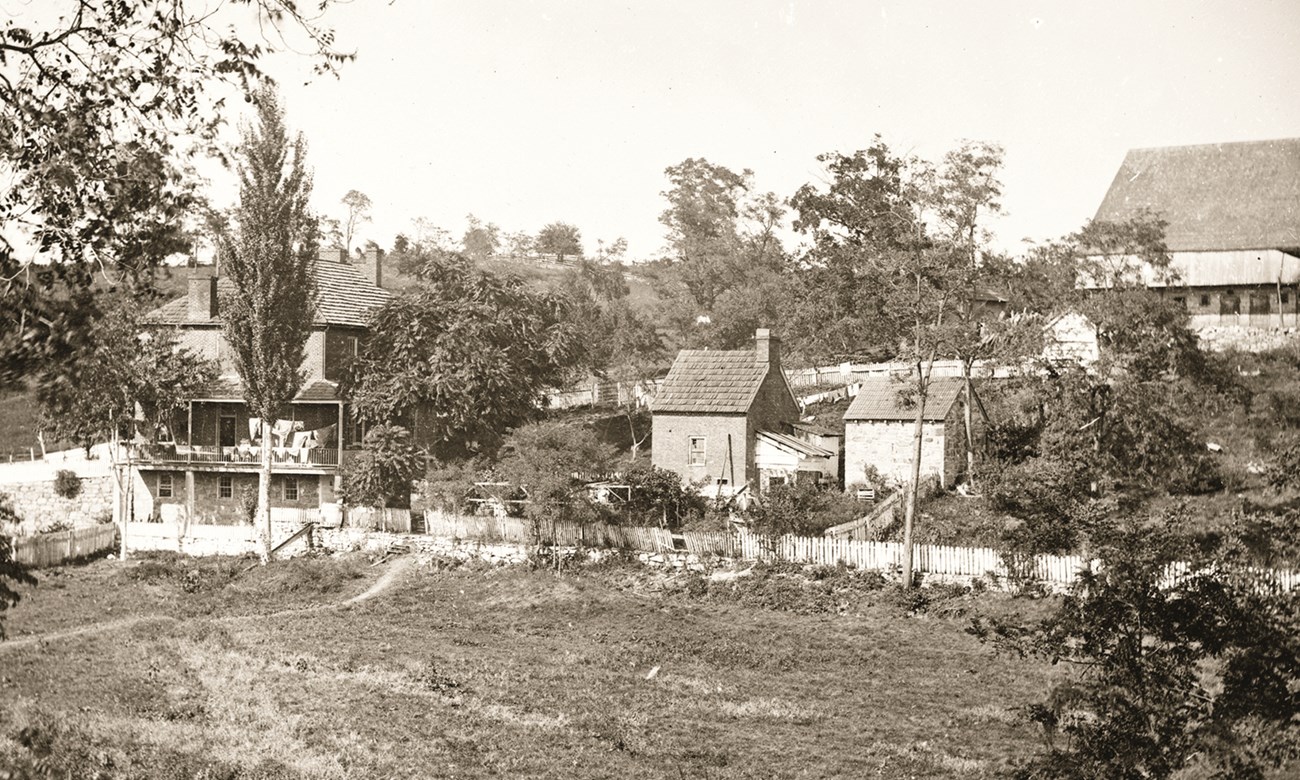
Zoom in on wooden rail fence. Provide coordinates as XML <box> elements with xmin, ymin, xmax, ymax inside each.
<box><xmin>13</xmin><ymin>524</ymin><xmax>117</xmax><ymax>567</ymax></box>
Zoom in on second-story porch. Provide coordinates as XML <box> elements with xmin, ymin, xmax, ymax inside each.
<box><xmin>130</xmin><ymin>379</ymin><xmax>370</xmax><ymax>475</ymax></box>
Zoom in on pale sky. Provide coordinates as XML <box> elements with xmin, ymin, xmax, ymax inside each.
<box><xmin>237</xmin><ymin>0</ymin><xmax>1300</xmax><ymax>259</ymax></box>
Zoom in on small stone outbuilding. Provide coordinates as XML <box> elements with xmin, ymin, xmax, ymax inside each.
<box><xmin>842</xmin><ymin>377</ymin><xmax>982</xmax><ymax>490</ymax></box>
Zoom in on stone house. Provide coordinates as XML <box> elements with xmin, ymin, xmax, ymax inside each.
<box><xmin>842</xmin><ymin>377</ymin><xmax>982</xmax><ymax>490</ymax></box>
<box><xmin>127</xmin><ymin>248</ymin><xmax>390</xmax><ymax>524</ymax></box>
<box><xmin>651</xmin><ymin>329</ymin><xmax>832</xmax><ymax>503</ymax></box>
<box><xmin>1091</xmin><ymin>138</ymin><xmax>1300</xmax><ymax>328</ymax></box>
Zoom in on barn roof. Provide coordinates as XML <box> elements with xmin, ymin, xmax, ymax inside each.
<box><xmin>144</xmin><ymin>260</ymin><xmax>390</xmax><ymax>329</ymax></box>
<box><xmin>844</xmin><ymin>377</ymin><xmax>965</xmax><ymax>422</ymax></box>
<box><xmin>651</xmin><ymin>350</ymin><xmax>770</xmax><ymax>414</ymax></box>
<box><xmin>1093</xmin><ymin>138</ymin><xmax>1300</xmax><ymax>253</ymax></box>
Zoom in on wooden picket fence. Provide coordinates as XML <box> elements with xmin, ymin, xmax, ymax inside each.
<box><xmin>12</xmin><ymin>524</ymin><xmax>117</xmax><ymax>567</ymax></box>
<box><xmin>422</xmin><ymin>511</ymin><xmax>1088</xmax><ymax>586</ymax></box>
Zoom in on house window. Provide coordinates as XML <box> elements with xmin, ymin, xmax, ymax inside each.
<box><xmin>158</xmin><ymin>473</ymin><xmax>174</xmax><ymax>499</ymax></box>
<box><xmin>1283</xmin><ymin>292</ymin><xmax>1291</xmax><ymax>305</ymax></box>
<box><xmin>687</xmin><ymin>436</ymin><xmax>706</xmax><ymax>466</ymax></box>
<box><xmin>1199</xmin><ymin>294</ymin><xmax>1210</xmax><ymax>307</ymax></box>
<box><xmin>283</xmin><ymin>477</ymin><xmax>299</xmax><ymax>501</ymax></box>
<box><xmin>1172</xmin><ymin>296</ymin><xmax>1185</xmax><ymax>308</ymax></box>
<box><xmin>219</xmin><ymin>475</ymin><xmax>233</xmax><ymax>499</ymax></box>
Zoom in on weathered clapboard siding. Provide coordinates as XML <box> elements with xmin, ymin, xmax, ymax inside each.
<box><xmin>13</xmin><ymin>524</ymin><xmax>117</xmax><ymax>567</ymax></box>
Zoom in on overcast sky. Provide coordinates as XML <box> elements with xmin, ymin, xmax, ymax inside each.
<box><xmin>243</xmin><ymin>0</ymin><xmax>1300</xmax><ymax>260</ymax></box>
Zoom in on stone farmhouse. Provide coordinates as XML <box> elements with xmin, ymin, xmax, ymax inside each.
<box><xmin>651</xmin><ymin>329</ymin><xmax>837</xmax><ymax>504</ymax></box>
<box><xmin>1092</xmin><ymin>138</ymin><xmax>1300</xmax><ymax>329</ymax></box>
<box><xmin>842</xmin><ymin>377</ymin><xmax>983</xmax><ymax>490</ymax></box>
<box><xmin>126</xmin><ymin>248</ymin><xmax>389</xmax><ymax>523</ymax></box>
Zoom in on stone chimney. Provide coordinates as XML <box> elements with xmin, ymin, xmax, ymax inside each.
<box><xmin>755</xmin><ymin>328</ymin><xmax>780</xmax><ymax>370</ymax></box>
<box><xmin>187</xmin><ymin>271</ymin><xmax>218</xmax><ymax>320</ymax></box>
<box><xmin>362</xmin><ymin>247</ymin><xmax>384</xmax><ymax>288</ymax></box>
<box><xmin>318</xmin><ymin>248</ymin><xmax>348</xmax><ymax>264</ymax></box>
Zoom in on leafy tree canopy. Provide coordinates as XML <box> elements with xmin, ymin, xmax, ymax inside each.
<box><xmin>338</xmin><ymin>424</ymin><xmax>426</xmax><ymax>509</ymax></box>
<box><xmin>346</xmin><ymin>253</ymin><xmax>584</xmax><ymax>460</ymax></box>
<box><xmin>536</xmin><ymin>222</ymin><xmax>582</xmax><ymax>263</ymax></box>
<box><xmin>0</xmin><ymin>0</ymin><xmax>349</xmax><ymax>388</ymax></box>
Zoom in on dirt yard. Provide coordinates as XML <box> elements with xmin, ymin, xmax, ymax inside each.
<box><xmin>0</xmin><ymin>552</ymin><xmax>1060</xmax><ymax>778</ymax></box>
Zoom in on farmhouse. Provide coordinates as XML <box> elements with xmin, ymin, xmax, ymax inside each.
<box><xmin>842</xmin><ymin>377</ymin><xmax>982</xmax><ymax>490</ymax></box>
<box><xmin>652</xmin><ymin>329</ymin><xmax>835</xmax><ymax>503</ymax></box>
<box><xmin>1092</xmin><ymin>138</ymin><xmax>1300</xmax><ymax>328</ymax></box>
<box><xmin>126</xmin><ymin>248</ymin><xmax>390</xmax><ymax>523</ymax></box>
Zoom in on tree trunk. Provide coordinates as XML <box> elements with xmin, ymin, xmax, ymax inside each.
<box><xmin>963</xmin><ymin>359</ymin><xmax>976</xmax><ymax>491</ymax></box>
<box><xmin>258</xmin><ymin>440</ymin><xmax>273</xmax><ymax>562</ymax></box>
<box><xmin>901</xmin><ymin>365</ymin><xmax>931</xmax><ymax>590</ymax></box>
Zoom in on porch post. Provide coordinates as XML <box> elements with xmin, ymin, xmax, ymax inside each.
<box><xmin>187</xmin><ymin>401</ymin><xmax>194</xmax><ymax>464</ymax></box>
<box><xmin>186</xmin><ymin>470</ymin><xmax>196</xmax><ymax>533</ymax></box>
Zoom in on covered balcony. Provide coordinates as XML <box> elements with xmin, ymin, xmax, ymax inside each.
<box><xmin>128</xmin><ymin>442</ymin><xmax>362</xmax><ymax>472</ymax></box>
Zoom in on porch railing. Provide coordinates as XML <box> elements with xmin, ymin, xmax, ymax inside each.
<box><xmin>129</xmin><ymin>443</ymin><xmax>358</xmax><ymax>468</ymax></box>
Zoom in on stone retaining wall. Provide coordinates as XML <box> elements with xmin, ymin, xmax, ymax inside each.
<box><xmin>0</xmin><ymin>475</ymin><xmax>114</xmax><ymax>535</ymax></box>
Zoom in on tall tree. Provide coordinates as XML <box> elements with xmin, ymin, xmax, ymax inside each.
<box><xmin>0</xmin><ymin>1</ymin><xmax>349</xmax><ymax>389</ymax></box>
<box><xmin>536</xmin><ymin>222</ymin><xmax>583</xmax><ymax>263</ymax></box>
<box><xmin>461</xmin><ymin>214</ymin><xmax>500</xmax><ymax>262</ymax></box>
<box><xmin>791</xmin><ymin>138</ymin><xmax>967</xmax><ymax>587</ymax></box>
<box><xmin>218</xmin><ymin>88</ymin><xmax>318</xmax><ymax>560</ymax></box>
<box><xmin>931</xmin><ymin>141</ymin><xmax>1007</xmax><ymax>489</ymax></box>
<box><xmin>346</xmin><ymin>253</ymin><xmax>583</xmax><ymax>461</ymax></box>
<box><xmin>340</xmin><ymin>190</ymin><xmax>372</xmax><ymax>253</ymax></box>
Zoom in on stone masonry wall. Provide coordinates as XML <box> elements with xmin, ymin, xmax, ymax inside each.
<box><xmin>0</xmin><ymin>475</ymin><xmax>114</xmax><ymax>535</ymax></box>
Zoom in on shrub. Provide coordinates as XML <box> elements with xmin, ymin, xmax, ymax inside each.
<box><xmin>618</xmin><ymin>464</ymin><xmax>707</xmax><ymax>529</ymax></box>
<box><xmin>744</xmin><ymin>481</ymin><xmax>862</xmax><ymax>538</ymax></box>
<box><xmin>338</xmin><ymin>423</ymin><xmax>426</xmax><ymax>509</ymax></box>
<box><xmin>52</xmin><ymin>469</ymin><xmax>81</xmax><ymax>499</ymax></box>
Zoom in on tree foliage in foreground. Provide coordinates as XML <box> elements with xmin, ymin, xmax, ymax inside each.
<box><xmin>972</xmin><ymin>518</ymin><xmax>1300</xmax><ymax>779</ymax></box>
<box><xmin>0</xmin><ymin>0</ymin><xmax>349</xmax><ymax>388</ymax></box>
<box><xmin>494</xmin><ymin>421</ymin><xmax>615</xmax><ymax>527</ymax></box>
<box><xmin>346</xmin><ymin>253</ymin><xmax>584</xmax><ymax>460</ymax></box>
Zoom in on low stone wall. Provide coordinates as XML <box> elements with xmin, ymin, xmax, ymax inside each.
<box><xmin>0</xmin><ymin>475</ymin><xmax>114</xmax><ymax>535</ymax></box>
<box><xmin>1198</xmin><ymin>326</ymin><xmax>1300</xmax><ymax>352</ymax></box>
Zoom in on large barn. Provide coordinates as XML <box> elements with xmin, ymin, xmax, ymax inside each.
<box><xmin>1092</xmin><ymin>138</ymin><xmax>1300</xmax><ymax>329</ymax></box>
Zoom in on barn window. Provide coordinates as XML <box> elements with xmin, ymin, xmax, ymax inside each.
<box><xmin>283</xmin><ymin>477</ymin><xmax>300</xmax><ymax>501</ymax></box>
<box><xmin>158</xmin><ymin>473</ymin><xmax>174</xmax><ymax>499</ymax></box>
<box><xmin>687</xmin><ymin>436</ymin><xmax>706</xmax><ymax>466</ymax></box>
<box><xmin>219</xmin><ymin>475</ymin><xmax>233</xmax><ymax>499</ymax></box>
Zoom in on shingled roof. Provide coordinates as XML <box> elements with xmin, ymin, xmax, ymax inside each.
<box><xmin>652</xmin><ymin>350</ymin><xmax>771</xmax><ymax>414</ymax></box>
<box><xmin>192</xmin><ymin>377</ymin><xmax>343</xmax><ymax>402</ymax></box>
<box><xmin>844</xmin><ymin>377</ymin><xmax>965</xmax><ymax>422</ymax></box>
<box><xmin>1093</xmin><ymin>139</ymin><xmax>1300</xmax><ymax>253</ymax></box>
<box><xmin>144</xmin><ymin>260</ymin><xmax>390</xmax><ymax>328</ymax></box>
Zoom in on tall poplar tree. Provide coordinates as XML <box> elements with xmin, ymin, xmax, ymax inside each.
<box><xmin>219</xmin><ymin>88</ymin><xmax>318</xmax><ymax>560</ymax></box>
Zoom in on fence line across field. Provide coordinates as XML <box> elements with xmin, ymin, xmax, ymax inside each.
<box><xmin>13</xmin><ymin>524</ymin><xmax>117</xmax><ymax>567</ymax></box>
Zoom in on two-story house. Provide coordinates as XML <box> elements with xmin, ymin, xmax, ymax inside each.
<box><xmin>127</xmin><ymin>248</ymin><xmax>389</xmax><ymax>524</ymax></box>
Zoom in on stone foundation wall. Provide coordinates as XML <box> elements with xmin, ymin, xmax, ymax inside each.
<box><xmin>0</xmin><ymin>475</ymin><xmax>114</xmax><ymax>535</ymax></box>
<box><xmin>1198</xmin><ymin>326</ymin><xmax>1300</xmax><ymax>352</ymax></box>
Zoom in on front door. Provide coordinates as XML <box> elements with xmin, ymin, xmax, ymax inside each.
<box><xmin>218</xmin><ymin>414</ymin><xmax>237</xmax><ymax>448</ymax></box>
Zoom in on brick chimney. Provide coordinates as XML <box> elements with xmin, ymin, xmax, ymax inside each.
<box><xmin>362</xmin><ymin>247</ymin><xmax>384</xmax><ymax>288</ymax></box>
<box><xmin>318</xmin><ymin>248</ymin><xmax>348</xmax><ymax>264</ymax></box>
<box><xmin>755</xmin><ymin>328</ymin><xmax>780</xmax><ymax>370</ymax></box>
<box><xmin>187</xmin><ymin>271</ymin><xmax>218</xmax><ymax>320</ymax></box>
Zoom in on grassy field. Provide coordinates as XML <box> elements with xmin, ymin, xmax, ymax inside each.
<box><xmin>0</xmin><ymin>553</ymin><xmax>1061</xmax><ymax>779</ymax></box>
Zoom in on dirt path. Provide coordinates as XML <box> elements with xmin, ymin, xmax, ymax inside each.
<box><xmin>0</xmin><ymin>556</ymin><xmax>414</xmax><ymax>653</ymax></box>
